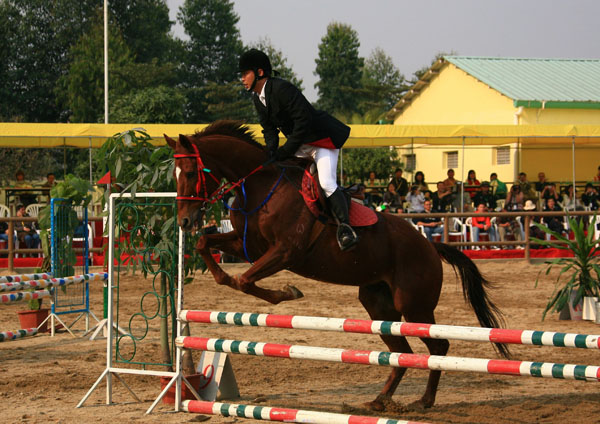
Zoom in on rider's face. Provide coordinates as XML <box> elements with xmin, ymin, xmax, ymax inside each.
<box><xmin>241</xmin><ymin>70</ymin><xmax>255</xmax><ymax>91</ymax></box>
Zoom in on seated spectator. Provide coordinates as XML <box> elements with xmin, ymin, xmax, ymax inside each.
<box><xmin>389</xmin><ymin>169</ymin><xmax>409</xmax><ymax>201</ymax></box>
<box><xmin>505</xmin><ymin>184</ymin><xmax>524</xmax><ymax>211</ymax></box>
<box><xmin>41</xmin><ymin>172</ymin><xmax>57</xmax><ymax>188</ymax></box>
<box><xmin>540</xmin><ymin>182</ymin><xmax>562</xmax><ymax>204</ymax></box>
<box><xmin>443</xmin><ymin>168</ymin><xmax>470</xmax><ymax>211</ymax></box>
<box><xmin>364</xmin><ymin>171</ymin><xmax>383</xmax><ymax>206</ymax></box>
<box><xmin>464</xmin><ymin>169</ymin><xmax>481</xmax><ymax>199</ymax></box>
<box><xmin>432</xmin><ymin>181</ymin><xmax>453</xmax><ymax>212</ymax></box>
<box><xmin>413</xmin><ymin>200</ymin><xmax>444</xmax><ymax>242</ymax></box>
<box><xmin>561</xmin><ymin>185</ymin><xmax>582</xmax><ymax>211</ymax></box>
<box><xmin>473</xmin><ymin>181</ymin><xmax>497</xmax><ymax>211</ymax></box>
<box><xmin>382</xmin><ymin>182</ymin><xmax>403</xmax><ymax>212</ymax></box>
<box><xmin>497</xmin><ymin>207</ymin><xmax>523</xmax><ymax>248</ymax></box>
<box><xmin>490</xmin><ymin>172</ymin><xmax>507</xmax><ymax>199</ymax></box>
<box><xmin>443</xmin><ymin>168</ymin><xmax>458</xmax><ymax>193</ymax></box>
<box><xmin>543</xmin><ymin>198</ymin><xmax>566</xmax><ymax>234</ymax></box>
<box><xmin>12</xmin><ymin>170</ymin><xmax>36</xmax><ymax>207</ymax></box>
<box><xmin>516</xmin><ymin>172</ymin><xmax>537</xmax><ymax>201</ymax></box>
<box><xmin>524</xmin><ymin>199</ymin><xmax>546</xmax><ymax>244</ymax></box>
<box><xmin>594</xmin><ymin>165</ymin><xmax>600</xmax><ymax>182</ymax></box>
<box><xmin>581</xmin><ymin>183</ymin><xmax>599</xmax><ymax>211</ymax></box>
<box><xmin>413</xmin><ymin>171</ymin><xmax>430</xmax><ymax>194</ymax></box>
<box><xmin>406</xmin><ymin>185</ymin><xmax>425</xmax><ymax>213</ymax></box>
<box><xmin>15</xmin><ymin>203</ymin><xmax>40</xmax><ymax>254</ymax></box>
<box><xmin>471</xmin><ymin>203</ymin><xmax>498</xmax><ymax>250</ymax></box>
<box><xmin>535</xmin><ymin>172</ymin><xmax>550</xmax><ymax>192</ymax></box>
<box><xmin>0</xmin><ymin>219</ymin><xmax>17</xmax><ymax>248</ymax></box>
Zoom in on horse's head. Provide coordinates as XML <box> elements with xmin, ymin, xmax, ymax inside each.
<box><xmin>166</xmin><ymin>133</ymin><xmax>221</xmax><ymax>231</ymax></box>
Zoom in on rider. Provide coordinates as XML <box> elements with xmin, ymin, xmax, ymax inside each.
<box><xmin>239</xmin><ymin>48</ymin><xmax>358</xmax><ymax>251</ymax></box>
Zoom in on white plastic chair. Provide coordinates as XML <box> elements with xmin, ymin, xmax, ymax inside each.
<box><xmin>219</xmin><ymin>219</ymin><xmax>233</xmax><ymax>233</ymax></box>
<box><xmin>0</xmin><ymin>204</ymin><xmax>9</xmax><ymax>218</ymax></box>
<box><xmin>25</xmin><ymin>203</ymin><xmax>45</xmax><ymax>218</ymax></box>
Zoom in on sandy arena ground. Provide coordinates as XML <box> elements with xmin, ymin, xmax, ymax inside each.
<box><xmin>1</xmin><ymin>260</ymin><xmax>600</xmax><ymax>424</ymax></box>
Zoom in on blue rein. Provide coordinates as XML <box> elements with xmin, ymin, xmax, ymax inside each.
<box><xmin>224</xmin><ymin>168</ymin><xmax>286</xmax><ymax>263</ymax></box>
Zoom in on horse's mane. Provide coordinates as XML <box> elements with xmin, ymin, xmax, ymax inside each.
<box><xmin>195</xmin><ymin>120</ymin><xmax>265</xmax><ymax>151</ymax></box>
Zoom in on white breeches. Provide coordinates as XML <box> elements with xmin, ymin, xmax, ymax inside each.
<box><xmin>295</xmin><ymin>144</ymin><xmax>339</xmax><ymax>197</ymax></box>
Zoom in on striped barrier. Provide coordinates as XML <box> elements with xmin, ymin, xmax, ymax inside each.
<box><xmin>0</xmin><ymin>272</ymin><xmax>53</xmax><ymax>284</ymax></box>
<box><xmin>180</xmin><ymin>310</ymin><xmax>600</xmax><ymax>350</ymax></box>
<box><xmin>182</xmin><ymin>399</ymin><xmax>425</xmax><ymax>424</ymax></box>
<box><xmin>0</xmin><ymin>273</ymin><xmax>108</xmax><ymax>293</ymax></box>
<box><xmin>0</xmin><ymin>328</ymin><xmax>38</xmax><ymax>342</ymax></box>
<box><xmin>176</xmin><ymin>336</ymin><xmax>600</xmax><ymax>382</ymax></box>
<box><xmin>1</xmin><ymin>290</ymin><xmax>51</xmax><ymax>304</ymax></box>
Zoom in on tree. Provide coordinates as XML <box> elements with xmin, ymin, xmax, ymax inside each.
<box><xmin>314</xmin><ymin>22</ymin><xmax>363</xmax><ymax>116</ymax></box>
<box><xmin>341</xmin><ymin>147</ymin><xmax>402</xmax><ymax>185</ymax></box>
<box><xmin>57</xmin><ymin>18</ymin><xmax>134</xmax><ymax>123</ymax></box>
<box><xmin>178</xmin><ymin>0</ymin><xmax>244</xmax><ymax>122</ymax></box>
<box><xmin>111</xmin><ymin>86</ymin><xmax>186</xmax><ymax>124</ymax></box>
<box><xmin>249</xmin><ymin>37</ymin><xmax>303</xmax><ymax>89</ymax></box>
<box><xmin>361</xmin><ymin>47</ymin><xmax>407</xmax><ymax>113</ymax></box>
<box><xmin>411</xmin><ymin>51</ymin><xmax>456</xmax><ymax>83</ymax></box>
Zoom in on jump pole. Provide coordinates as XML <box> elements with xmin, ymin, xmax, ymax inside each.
<box><xmin>182</xmin><ymin>399</ymin><xmax>425</xmax><ymax>424</ymax></box>
<box><xmin>0</xmin><ymin>328</ymin><xmax>38</xmax><ymax>342</ymax></box>
<box><xmin>180</xmin><ymin>310</ymin><xmax>600</xmax><ymax>350</ymax></box>
<box><xmin>176</xmin><ymin>336</ymin><xmax>600</xmax><ymax>382</ymax></box>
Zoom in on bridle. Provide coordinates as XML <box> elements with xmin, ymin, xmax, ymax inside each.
<box><xmin>173</xmin><ymin>143</ymin><xmax>267</xmax><ymax>206</ymax></box>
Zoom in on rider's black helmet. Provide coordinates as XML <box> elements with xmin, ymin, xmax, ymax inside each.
<box><xmin>239</xmin><ymin>49</ymin><xmax>272</xmax><ymax>77</ymax></box>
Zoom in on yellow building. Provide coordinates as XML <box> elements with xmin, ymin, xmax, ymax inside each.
<box><xmin>386</xmin><ymin>56</ymin><xmax>600</xmax><ymax>189</ymax></box>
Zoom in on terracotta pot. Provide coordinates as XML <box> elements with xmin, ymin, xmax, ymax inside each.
<box><xmin>17</xmin><ymin>308</ymin><xmax>49</xmax><ymax>333</ymax></box>
<box><xmin>159</xmin><ymin>374</ymin><xmax>202</xmax><ymax>405</ymax></box>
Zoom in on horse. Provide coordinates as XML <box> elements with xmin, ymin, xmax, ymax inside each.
<box><xmin>166</xmin><ymin>120</ymin><xmax>508</xmax><ymax>411</ymax></box>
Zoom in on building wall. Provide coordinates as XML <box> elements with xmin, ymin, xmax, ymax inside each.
<box><xmin>394</xmin><ymin>64</ymin><xmax>515</xmax><ymax>125</ymax></box>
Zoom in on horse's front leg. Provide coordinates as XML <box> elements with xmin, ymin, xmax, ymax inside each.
<box><xmin>195</xmin><ymin>232</ymin><xmax>244</xmax><ymax>289</ymax></box>
<box><xmin>234</xmin><ymin>244</ymin><xmax>304</xmax><ymax>304</ymax></box>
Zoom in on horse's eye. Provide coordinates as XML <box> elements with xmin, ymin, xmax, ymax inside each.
<box><xmin>186</xmin><ymin>172</ymin><xmax>196</xmax><ymax>179</ymax></box>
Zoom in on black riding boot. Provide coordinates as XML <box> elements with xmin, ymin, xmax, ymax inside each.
<box><xmin>327</xmin><ymin>188</ymin><xmax>359</xmax><ymax>251</ymax></box>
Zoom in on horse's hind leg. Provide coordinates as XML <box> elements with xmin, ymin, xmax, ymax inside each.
<box><xmin>358</xmin><ymin>282</ymin><xmax>412</xmax><ymax>412</ymax></box>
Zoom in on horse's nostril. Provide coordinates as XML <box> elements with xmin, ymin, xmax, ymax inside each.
<box><xmin>181</xmin><ymin>217</ymin><xmax>190</xmax><ymax>229</ymax></box>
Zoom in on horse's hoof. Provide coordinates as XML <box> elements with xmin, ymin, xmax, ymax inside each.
<box><xmin>363</xmin><ymin>397</ymin><xmax>406</xmax><ymax>413</ymax></box>
<box><xmin>406</xmin><ymin>399</ymin><xmax>433</xmax><ymax>410</ymax></box>
<box><xmin>362</xmin><ymin>400</ymin><xmax>386</xmax><ymax>412</ymax></box>
<box><xmin>285</xmin><ymin>285</ymin><xmax>304</xmax><ymax>299</ymax></box>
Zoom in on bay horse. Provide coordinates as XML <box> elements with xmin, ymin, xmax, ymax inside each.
<box><xmin>166</xmin><ymin>120</ymin><xmax>508</xmax><ymax>411</ymax></box>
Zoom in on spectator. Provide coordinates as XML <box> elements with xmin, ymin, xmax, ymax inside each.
<box><xmin>473</xmin><ymin>181</ymin><xmax>497</xmax><ymax>211</ymax></box>
<box><xmin>540</xmin><ymin>182</ymin><xmax>562</xmax><ymax>204</ymax></box>
<box><xmin>406</xmin><ymin>185</ymin><xmax>426</xmax><ymax>213</ymax></box>
<box><xmin>443</xmin><ymin>168</ymin><xmax>470</xmax><ymax>211</ymax></box>
<box><xmin>413</xmin><ymin>200</ymin><xmax>444</xmax><ymax>242</ymax></box>
<box><xmin>442</xmin><ymin>168</ymin><xmax>458</xmax><ymax>193</ymax></box>
<box><xmin>41</xmin><ymin>172</ymin><xmax>57</xmax><ymax>187</ymax></box>
<box><xmin>382</xmin><ymin>183</ymin><xmax>403</xmax><ymax>212</ymax></box>
<box><xmin>535</xmin><ymin>172</ymin><xmax>550</xmax><ymax>192</ymax></box>
<box><xmin>413</xmin><ymin>171</ymin><xmax>429</xmax><ymax>194</ymax></box>
<box><xmin>516</xmin><ymin>172</ymin><xmax>537</xmax><ymax>201</ymax></box>
<box><xmin>594</xmin><ymin>165</ymin><xmax>600</xmax><ymax>182</ymax></box>
<box><xmin>497</xmin><ymin>207</ymin><xmax>523</xmax><ymax>249</ymax></box>
<box><xmin>389</xmin><ymin>169</ymin><xmax>409</xmax><ymax>201</ymax></box>
<box><xmin>505</xmin><ymin>184</ymin><xmax>524</xmax><ymax>211</ymax></box>
<box><xmin>582</xmin><ymin>183</ymin><xmax>599</xmax><ymax>211</ymax></box>
<box><xmin>432</xmin><ymin>181</ymin><xmax>453</xmax><ymax>212</ymax></box>
<box><xmin>12</xmin><ymin>170</ymin><xmax>36</xmax><ymax>207</ymax></box>
<box><xmin>543</xmin><ymin>197</ymin><xmax>566</xmax><ymax>234</ymax></box>
<box><xmin>524</xmin><ymin>199</ymin><xmax>546</xmax><ymax>244</ymax></box>
<box><xmin>561</xmin><ymin>185</ymin><xmax>582</xmax><ymax>211</ymax></box>
<box><xmin>15</xmin><ymin>204</ymin><xmax>40</xmax><ymax>254</ymax></box>
<box><xmin>365</xmin><ymin>171</ymin><xmax>383</xmax><ymax>206</ymax></box>
<box><xmin>471</xmin><ymin>203</ymin><xmax>498</xmax><ymax>250</ymax></box>
<box><xmin>490</xmin><ymin>172</ymin><xmax>507</xmax><ymax>199</ymax></box>
<box><xmin>464</xmin><ymin>169</ymin><xmax>481</xmax><ymax>199</ymax></box>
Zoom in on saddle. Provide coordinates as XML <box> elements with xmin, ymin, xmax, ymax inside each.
<box><xmin>300</xmin><ymin>163</ymin><xmax>378</xmax><ymax>227</ymax></box>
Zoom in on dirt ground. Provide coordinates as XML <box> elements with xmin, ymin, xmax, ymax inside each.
<box><xmin>1</xmin><ymin>260</ymin><xmax>600</xmax><ymax>424</ymax></box>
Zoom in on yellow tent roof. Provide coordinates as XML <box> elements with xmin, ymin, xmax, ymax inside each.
<box><xmin>1</xmin><ymin>123</ymin><xmax>599</xmax><ymax>148</ymax></box>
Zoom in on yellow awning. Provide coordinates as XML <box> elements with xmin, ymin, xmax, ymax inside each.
<box><xmin>0</xmin><ymin>123</ymin><xmax>599</xmax><ymax>148</ymax></box>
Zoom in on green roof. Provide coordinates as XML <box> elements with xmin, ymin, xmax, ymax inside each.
<box><xmin>445</xmin><ymin>56</ymin><xmax>600</xmax><ymax>109</ymax></box>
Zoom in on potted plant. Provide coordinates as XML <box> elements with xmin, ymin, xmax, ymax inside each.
<box><xmin>533</xmin><ymin>214</ymin><xmax>600</xmax><ymax>320</ymax></box>
<box><xmin>17</xmin><ymin>290</ymin><xmax>49</xmax><ymax>332</ymax></box>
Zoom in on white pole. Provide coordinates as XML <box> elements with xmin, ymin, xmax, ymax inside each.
<box><xmin>104</xmin><ymin>0</ymin><xmax>109</xmax><ymax>124</ymax></box>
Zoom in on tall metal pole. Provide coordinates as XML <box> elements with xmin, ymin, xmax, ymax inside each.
<box><xmin>104</xmin><ymin>0</ymin><xmax>109</xmax><ymax>124</ymax></box>
<box><xmin>572</xmin><ymin>136</ymin><xmax>576</xmax><ymax>196</ymax></box>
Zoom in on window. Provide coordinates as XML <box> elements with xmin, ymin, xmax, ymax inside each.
<box><xmin>445</xmin><ymin>151</ymin><xmax>458</xmax><ymax>169</ymax></box>
<box><xmin>403</xmin><ymin>154</ymin><xmax>416</xmax><ymax>172</ymax></box>
<box><xmin>495</xmin><ymin>147</ymin><xmax>510</xmax><ymax>165</ymax></box>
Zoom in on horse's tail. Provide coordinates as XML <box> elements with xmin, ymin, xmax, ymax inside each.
<box><xmin>433</xmin><ymin>242</ymin><xmax>510</xmax><ymax>358</ymax></box>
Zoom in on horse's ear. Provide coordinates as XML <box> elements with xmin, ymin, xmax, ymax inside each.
<box><xmin>179</xmin><ymin>134</ymin><xmax>193</xmax><ymax>151</ymax></box>
<box><xmin>164</xmin><ymin>134</ymin><xmax>177</xmax><ymax>150</ymax></box>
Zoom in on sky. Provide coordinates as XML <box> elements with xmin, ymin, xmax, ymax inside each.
<box><xmin>165</xmin><ymin>0</ymin><xmax>600</xmax><ymax>103</ymax></box>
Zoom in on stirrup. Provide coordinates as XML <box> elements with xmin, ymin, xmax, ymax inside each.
<box><xmin>336</xmin><ymin>223</ymin><xmax>358</xmax><ymax>251</ymax></box>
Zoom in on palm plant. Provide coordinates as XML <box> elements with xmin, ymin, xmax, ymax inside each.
<box><xmin>533</xmin><ymin>214</ymin><xmax>600</xmax><ymax>320</ymax></box>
